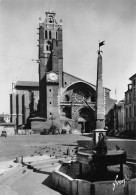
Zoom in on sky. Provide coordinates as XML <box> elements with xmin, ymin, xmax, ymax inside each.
<box><xmin>0</xmin><ymin>0</ymin><xmax>136</xmax><ymax>114</ymax></box>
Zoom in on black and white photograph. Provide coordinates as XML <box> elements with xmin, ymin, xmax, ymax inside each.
<box><xmin>0</xmin><ymin>0</ymin><xmax>136</xmax><ymax>194</ymax></box>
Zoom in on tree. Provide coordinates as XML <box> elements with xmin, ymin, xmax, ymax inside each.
<box><xmin>0</xmin><ymin>115</ymin><xmax>5</xmax><ymax>123</ymax></box>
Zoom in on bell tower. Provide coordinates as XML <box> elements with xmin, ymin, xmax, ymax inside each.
<box><xmin>38</xmin><ymin>10</ymin><xmax>63</xmax><ymax>120</ymax></box>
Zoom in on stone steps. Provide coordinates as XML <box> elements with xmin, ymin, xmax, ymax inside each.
<box><xmin>33</xmin><ymin>163</ymin><xmax>61</xmax><ymax>172</ymax></box>
<box><xmin>27</xmin><ymin>157</ymin><xmax>76</xmax><ymax>173</ymax></box>
<box><xmin>26</xmin><ymin>157</ymin><xmax>72</xmax><ymax>168</ymax></box>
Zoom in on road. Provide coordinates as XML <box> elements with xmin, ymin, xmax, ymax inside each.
<box><xmin>0</xmin><ymin>134</ymin><xmax>136</xmax><ymax>162</ymax></box>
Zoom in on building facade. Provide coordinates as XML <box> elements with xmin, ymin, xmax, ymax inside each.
<box><xmin>125</xmin><ymin>73</ymin><xmax>136</xmax><ymax>131</ymax></box>
<box><xmin>10</xmin><ymin>81</ymin><xmax>39</xmax><ymax>127</ymax></box>
<box><xmin>10</xmin><ymin>11</ymin><xmax>116</xmax><ymax>133</ymax></box>
<box><xmin>114</xmin><ymin>100</ymin><xmax>125</xmax><ymax>131</ymax></box>
<box><xmin>0</xmin><ymin>113</ymin><xmax>10</xmax><ymax>123</ymax></box>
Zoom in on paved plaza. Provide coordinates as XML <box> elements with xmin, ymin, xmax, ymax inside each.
<box><xmin>0</xmin><ymin>134</ymin><xmax>136</xmax><ymax>162</ymax></box>
<box><xmin>0</xmin><ymin>134</ymin><xmax>136</xmax><ymax>194</ymax></box>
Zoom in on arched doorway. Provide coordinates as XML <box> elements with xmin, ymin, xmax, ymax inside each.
<box><xmin>60</xmin><ymin>81</ymin><xmax>96</xmax><ymax>133</ymax></box>
<box><xmin>78</xmin><ymin>107</ymin><xmax>95</xmax><ymax>133</ymax></box>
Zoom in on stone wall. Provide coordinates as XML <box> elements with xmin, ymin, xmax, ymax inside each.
<box><xmin>0</xmin><ymin>123</ymin><xmax>15</xmax><ymax>135</ymax></box>
<box><xmin>52</xmin><ymin>170</ymin><xmax>136</xmax><ymax>195</ymax></box>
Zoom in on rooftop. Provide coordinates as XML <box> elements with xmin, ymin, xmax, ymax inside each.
<box><xmin>64</xmin><ymin>72</ymin><xmax>111</xmax><ymax>91</ymax></box>
<box><xmin>14</xmin><ymin>71</ymin><xmax>111</xmax><ymax>91</ymax></box>
<box><xmin>129</xmin><ymin>73</ymin><xmax>136</xmax><ymax>80</ymax></box>
<box><xmin>15</xmin><ymin>81</ymin><xmax>39</xmax><ymax>88</ymax></box>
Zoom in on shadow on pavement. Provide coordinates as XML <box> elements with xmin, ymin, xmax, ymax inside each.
<box><xmin>42</xmin><ymin>173</ymin><xmax>66</xmax><ymax>195</ymax></box>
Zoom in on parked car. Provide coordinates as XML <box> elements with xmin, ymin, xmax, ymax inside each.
<box><xmin>61</xmin><ymin>129</ymin><xmax>67</xmax><ymax>134</ymax></box>
<box><xmin>40</xmin><ymin>129</ymin><xmax>49</xmax><ymax>135</ymax></box>
<box><xmin>114</xmin><ymin>130</ymin><xmax>124</xmax><ymax>138</ymax></box>
<box><xmin>115</xmin><ymin>130</ymin><xmax>136</xmax><ymax>139</ymax></box>
<box><xmin>50</xmin><ymin>125</ymin><xmax>60</xmax><ymax>135</ymax></box>
<box><xmin>17</xmin><ymin>124</ymin><xmax>26</xmax><ymax>129</ymax></box>
<box><xmin>107</xmin><ymin>130</ymin><xmax>115</xmax><ymax>136</ymax></box>
<box><xmin>1</xmin><ymin>131</ymin><xmax>7</xmax><ymax>137</ymax></box>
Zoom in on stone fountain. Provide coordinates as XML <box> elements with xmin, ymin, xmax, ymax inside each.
<box><xmin>76</xmin><ymin>42</ymin><xmax>126</xmax><ymax>180</ymax></box>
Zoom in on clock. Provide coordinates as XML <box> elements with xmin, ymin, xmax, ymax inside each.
<box><xmin>47</xmin><ymin>72</ymin><xmax>58</xmax><ymax>82</ymax></box>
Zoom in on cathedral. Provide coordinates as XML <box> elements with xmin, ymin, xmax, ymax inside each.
<box><xmin>10</xmin><ymin>11</ymin><xmax>116</xmax><ymax>133</ymax></box>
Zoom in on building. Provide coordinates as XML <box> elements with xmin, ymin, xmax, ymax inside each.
<box><xmin>0</xmin><ymin>123</ymin><xmax>15</xmax><ymax>136</ymax></box>
<box><xmin>125</xmin><ymin>73</ymin><xmax>136</xmax><ymax>131</ymax></box>
<box><xmin>0</xmin><ymin>113</ymin><xmax>10</xmax><ymax>123</ymax></box>
<box><xmin>10</xmin><ymin>11</ymin><xmax>116</xmax><ymax>133</ymax></box>
<box><xmin>10</xmin><ymin>81</ymin><xmax>39</xmax><ymax>127</ymax></box>
<box><xmin>114</xmin><ymin>100</ymin><xmax>125</xmax><ymax>131</ymax></box>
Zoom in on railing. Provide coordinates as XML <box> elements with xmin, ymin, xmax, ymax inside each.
<box><xmin>60</xmin><ymin>101</ymin><xmax>95</xmax><ymax>105</ymax></box>
<box><xmin>59</xmin><ymin>101</ymin><xmax>95</xmax><ymax>110</ymax></box>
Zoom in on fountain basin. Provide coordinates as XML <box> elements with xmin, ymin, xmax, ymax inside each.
<box><xmin>77</xmin><ymin>148</ymin><xmax>126</xmax><ymax>166</ymax></box>
<box><xmin>77</xmin><ymin>148</ymin><xmax>126</xmax><ymax>179</ymax></box>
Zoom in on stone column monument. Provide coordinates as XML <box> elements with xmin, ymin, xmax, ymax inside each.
<box><xmin>96</xmin><ymin>47</ymin><xmax>105</xmax><ymax>129</ymax></box>
<box><xmin>93</xmin><ymin>41</ymin><xmax>107</xmax><ymax>154</ymax></box>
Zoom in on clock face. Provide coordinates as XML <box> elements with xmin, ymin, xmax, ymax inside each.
<box><xmin>48</xmin><ymin>72</ymin><xmax>58</xmax><ymax>81</ymax></box>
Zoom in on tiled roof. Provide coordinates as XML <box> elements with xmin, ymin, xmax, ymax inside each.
<box><xmin>15</xmin><ymin>81</ymin><xmax>39</xmax><ymax>87</ymax></box>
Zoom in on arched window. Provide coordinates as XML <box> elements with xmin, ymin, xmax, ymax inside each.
<box><xmin>49</xmin><ymin>31</ymin><xmax>52</xmax><ymax>39</ymax></box>
<box><xmin>46</xmin><ymin>45</ymin><xmax>48</xmax><ymax>51</ymax></box>
<box><xmin>65</xmin><ymin>95</ymin><xmax>69</xmax><ymax>102</ymax></box>
<box><xmin>45</xmin><ymin>30</ymin><xmax>48</xmax><ymax>39</ymax></box>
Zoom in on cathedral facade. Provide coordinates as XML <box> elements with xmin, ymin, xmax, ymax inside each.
<box><xmin>10</xmin><ymin>11</ymin><xmax>116</xmax><ymax>133</ymax></box>
<box><xmin>36</xmin><ymin>11</ymin><xmax>116</xmax><ymax>133</ymax></box>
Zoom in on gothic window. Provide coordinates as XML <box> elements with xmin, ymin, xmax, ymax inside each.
<box><xmin>129</xmin><ymin>107</ymin><xmax>132</xmax><ymax>117</ymax></box>
<box><xmin>126</xmin><ymin>108</ymin><xmax>128</xmax><ymax>118</ymax></box>
<box><xmin>129</xmin><ymin>93</ymin><xmax>132</xmax><ymax>103</ymax></box>
<box><xmin>46</xmin><ymin>44</ymin><xmax>51</xmax><ymax>51</ymax></box>
<box><xmin>133</xmin><ymin>79</ymin><xmax>135</xmax><ymax>86</ymax></box>
<box><xmin>45</xmin><ymin>30</ymin><xmax>48</xmax><ymax>39</ymax></box>
<box><xmin>91</xmin><ymin>95</ymin><xmax>95</xmax><ymax>102</ymax></box>
<box><xmin>133</xmin><ymin>88</ymin><xmax>136</xmax><ymax>101</ymax></box>
<box><xmin>49</xmin><ymin>15</ymin><xmax>53</xmax><ymax>23</ymax></box>
<box><xmin>134</xmin><ymin>106</ymin><xmax>136</xmax><ymax>116</ymax></box>
<box><xmin>65</xmin><ymin>95</ymin><xmax>69</xmax><ymax>102</ymax></box>
<box><xmin>62</xmin><ymin>106</ymin><xmax>71</xmax><ymax>119</ymax></box>
<box><xmin>49</xmin><ymin>31</ymin><xmax>52</xmax><ymax>39</ymax></box>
